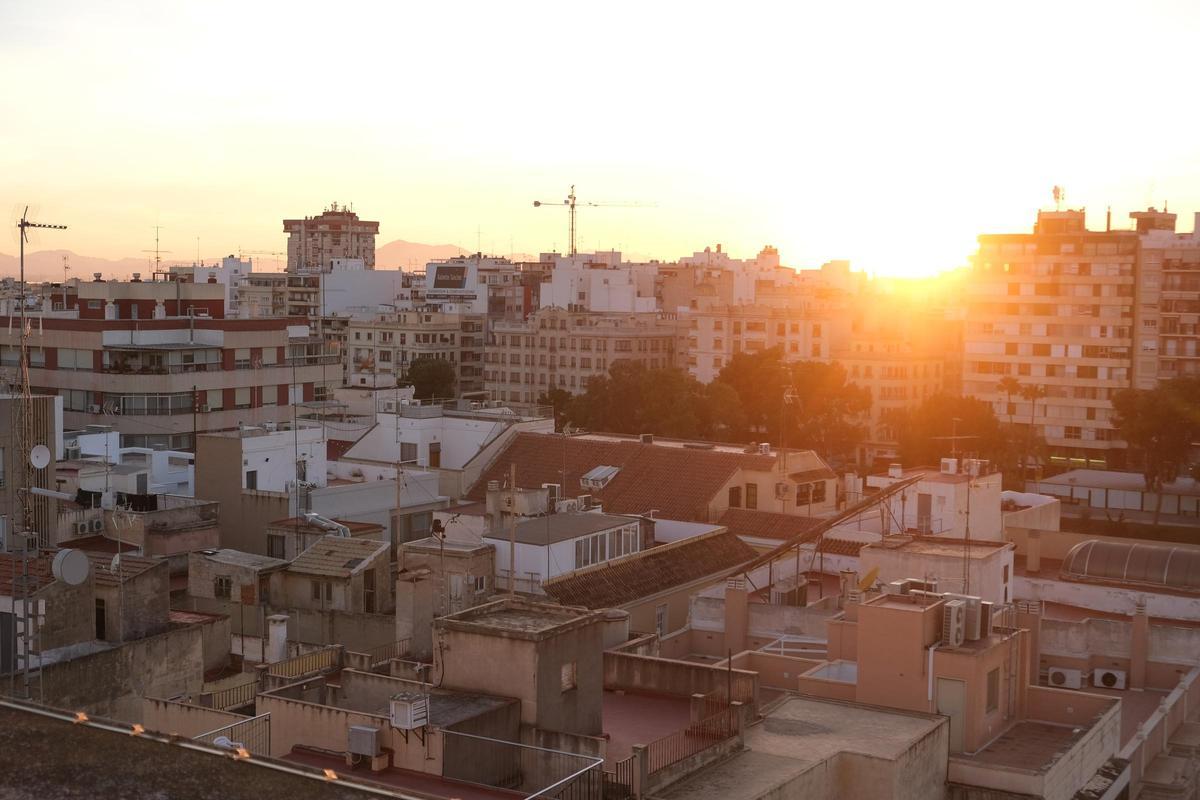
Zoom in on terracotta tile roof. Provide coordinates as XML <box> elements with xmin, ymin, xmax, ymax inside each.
<box><xmin>0</xmin><ymin>553</ymin><xmax>55</xmax><ymax>596</ymax></box>
<box><xmin>288</xmin><ymin>535</ymin><xmax>388</xmax><ymax>578</ymax></box>
<box><xmin>542</xmin><ymin>529</ymin><xmax>756</xmax><ymax>609</ymax></box>
<box><xmin>84</xmin><ymin>551</ymin><xmax>163</xmax><ymax>587</ymax></box>
<box><xmin>468</xmin><ymin>433</ymin><xmax>779</xmax><ymax>522</ymax></box>
<box><xmin>817</xmin><ymin>537</ymin><xmax>869</xmax><ymax>556</ymax></box>
<box><xmin>718</xmin><ymin>508</ymin><xmax>825</xmax><ymax>542</ymax></box>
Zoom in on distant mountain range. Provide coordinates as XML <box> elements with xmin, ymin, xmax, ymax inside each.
<box><xmin>0</xmin><ymin>239</ymin><xmax>504</xmax><ymax>282</ymax></box>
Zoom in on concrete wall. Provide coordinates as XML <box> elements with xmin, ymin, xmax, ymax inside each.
<box><xmin>186</xmin><ymin>595</ymin><xmax>397</xmax><ymax>653</ymax></box>
<box><xmin>40</xmin><ymin>622</ymin><xmax>210</xmax><ymax>723</ymax></box>
<box><xmin>859</xmin><ymin>544</ymin><xmax>1014</xmax><ymax>606</ymax></box>
<box><xmin>96</xmin><ymin>561</ymin><xmax>171</xmax><ymax>643</ymax></box>
<box><xmin>1016</xmin><ymin>574</ymin><xmax>1200</xmax><ymax>622</ymax></box>
<box><xmin>1119</xmin><ymin>666</ymin><xmax>1200</xmax><ymax>797</ymax></box>
<box><xmin>141</xmin><ymin>697</ymin><xmax>246</xmax><ymax>738</ymax></box>
<box><xmin>34</xmin><ymin>577</ymin><xmax>95</xmax><ymax>651</ymax></box>
<box><xmin>603</xmin><ymin>651</ymin><xmax>759</xmax><ymax>708</ymax></box>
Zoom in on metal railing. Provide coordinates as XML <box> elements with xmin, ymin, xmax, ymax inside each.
<box><xmin>442</xmin><ymin>729</ymin><xmax>604</xmax><ymax>800</ymax></box>
<box><xmin>645</xmin><ymin>706</ymin><xmax>739</xmax><ymax>775</ymax></box>
<box><xmin>603</xmin><ymin>754</ymin><xmax>635</xmax><ymax>800</ymax></box>
<box><xmin>204</xmin><ymin>678</ymin><xmax>259</xmax><ymax>711</ymax></box>
<box><xmin>267</xmin><ymin>645</ymin><xmax>340</xmax><ymax>680</ymax></box>
<box><xmin>365</xmin><ymin>639</ymin><xmax>411</xmax><ymax>669</ymax></box>
<box><xmin>194</xmin><ymin>713</ymin><xmax>271</xmax><ymax>755</ymax></box>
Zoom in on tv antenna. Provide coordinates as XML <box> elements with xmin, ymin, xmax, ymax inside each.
<box><xmin>142</xmin><ymin>226</ymin><xmax>172</xmax><ymax>271</ymax></box>
<box><xmin>1052</xmin><ymin>186</ymin><xmax>1065</xmax><ymax>211</ymax></box>
<box><xmin>532</xmin><ymin>185</ymin><xmax>650</xmax><ymax>257</ymax></box>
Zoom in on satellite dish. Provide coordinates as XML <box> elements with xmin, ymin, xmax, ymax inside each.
<box><xmin>29</xmin><ymin>444</ymin><xmax>51</xmax><ymax>470</ymax></box>
<box><xmin>858</xmin><ymin>566</ymin><xmax>880</xmax><ymax>593</ymax></box>
<box><xmin>52</xmin><ymin>549</ymin><xmax>90</xmax><ymax>586</ymax></box>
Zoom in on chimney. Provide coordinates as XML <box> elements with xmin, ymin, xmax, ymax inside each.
<box><xmin>1130</xmin><ymin>599</ymin><xmax>1149</xmax><ymax>690</ymax></box>
<box><xmin>1027</xmin><ymin>529</ymin><xmax>1042</xmax><ymax>573</ymax></box>
<box><xmin>266</xmin><ymin>614</ymin><xmax>289</xmax><ymax>663</ymax></box>
<box><xmin>724</xmin><ymin>577</ymin><xmax>748</xmax><ymax>654</ymax></box>
<box><xmin>639</xmin><ymin>433</ymin><xmax>654</xmax><ymax>445</ymax></box>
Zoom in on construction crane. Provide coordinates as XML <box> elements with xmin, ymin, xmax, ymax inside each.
<box><xmin>532</xmin><ymin>185</ymin><xmax>648</xmax><ymax>256</ymax></box>
<box><xmin>239</xmin><ymin>249</ymin><xmax>287</xmax><ymax>270</ymax></box>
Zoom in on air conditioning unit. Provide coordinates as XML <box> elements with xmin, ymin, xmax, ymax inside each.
<box><xmin>1048</xmin><ymin>667</ymin><xmax>1083</xmax><ymax>690</ymax></box>
<box><xmin>199</xmin><ymin>405</ymin><xmax>211</xmax><ymax>413</ymax></box>
<box><xmin>390</xmin><ymin>693</ymin><xmax>429</xmax><ymax>730</ymax></box>
<box><xmin>883</xmin><ymin>579</ymin><xmax>911</xmax><ymax>595</ymax></box>
<box><xmin>576</xmin><ymin>494</ymin><xmax>592</xmax><ymax>509</ymax></box>
<box><xmin>757</xmin><ymin>442</ymin><xmax>771</xmax><ymax>455</ymax></box>
<box><xmin>940</xmin><ymin>458</ymin><xmax>958</xmax><ymax>475</ymax></box>
<box><xmin>347</xmin><ymin>725</ymin><xmax>381</xmax><ymax>757</ymax></box>
<box><xmin>942</xmin><ymin>600</ymin><xmax>966</xmax><ymax>647</ymax></box>
<box><xmin>775</xmin><ymin>482</ymin><xmax>792</xmax><ymax>499</ymax></box>
<box><xmin>555</xmin><ymin>499</ymin><xmax>580</xmax><ymax>513</ymax></box>
<box><xmin>89</xmin><ymin>404</ymin><xmax>102</xmax><ymax>414</ymax></box>
<box><xmin>64</xmin><ymin>445</ymin><xmax>81</xmax><ymax>461</ymax></box>
<box><xmin>979</xmin><ymin>601</ymin><xmax>994</xmax><ymax>638</ymax></box>
<box><xmin>74</xmin><ymin>521</ymin><xmax>89</xmax><ymax>536</ymax></box>
<box><xmin>1093</xmin><ymin>668</ymin><xmax>1127</xmax><ymax>690</ymax></box>
<box><xmin>90</xmin><ymin>518</ymin><xmax>104</xmax><ymax>533</ymax></box>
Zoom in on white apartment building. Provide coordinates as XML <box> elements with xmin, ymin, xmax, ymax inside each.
<box><xmin>538</xmin><ymin>251</ymin><xmax>658</xmax><ymax>313</ymax></box>
<box><xmin>965</xmin><ymin>209</ymin><xmax>1139</xmax><ymax>470</ymax></box>
<box><xmin>684</xmin><ymin>306</ymin><xmax>836</xmax><ymax>383</ymax></box>
<box><xmin>484</xmin><ymin>307</ymin><xmax>683</xmax><ymax>403</ymax></box>
<box><xmin>237</xmin><ymin>262</ymin><xmax>406</xmax><ymax>320</ymax></box>
<box><xmin>168</xmin><ymin>255</ymin><xmax>253</xmax><ymax>317</ymax></box>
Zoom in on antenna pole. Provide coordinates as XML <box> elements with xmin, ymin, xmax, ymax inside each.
<box><xmin>568</xmin><ymin>185</ymin><xmax>577</xmax><ymax>256</ymax></box>
<box><xmin>508</xmin><ymin>463</ymin><xmax>517</xmax><ymax>596</ymax></box>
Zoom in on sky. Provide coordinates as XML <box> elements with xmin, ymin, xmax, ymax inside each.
<box><xmin>3</xmin><ymin>0</ymin><xmax>1200</xmax><ymax>278</ymax></box>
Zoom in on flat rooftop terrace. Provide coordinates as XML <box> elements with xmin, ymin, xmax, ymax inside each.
<box><xmin>658</xmin><ymin>696</ymin><xmax>944</xmax><ymax>800</ymax></box>
<box><xmin>963</xmin><ymin>721</ymin><xmax>1083</xmax><ymax>773</ymax></box>
<box><xmin>438</xmin><ymin>598</ymin><xmax>597</xmax><ymax>638</ymax></box>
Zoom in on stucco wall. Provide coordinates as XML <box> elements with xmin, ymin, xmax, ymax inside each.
<box><xmin>142</xmin><ymin>697</ymin><xmax>246</xmax><ymax>738</ymax></box>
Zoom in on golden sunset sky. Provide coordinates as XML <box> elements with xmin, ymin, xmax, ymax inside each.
<box><xmin>3</xmin><ymin>0</ymin><xmax>1200</xmax><ymax>277</ymax></box>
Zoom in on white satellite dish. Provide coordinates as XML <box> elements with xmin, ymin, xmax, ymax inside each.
<box><xmin>52</xmin><ymin>549</ymin><xmax>90</xmax><ymax>586</ymax></box>
<box><xmin>29</xmin><ymin>444</ymin><xmax>51</xmax><ymax>470</ymax></box>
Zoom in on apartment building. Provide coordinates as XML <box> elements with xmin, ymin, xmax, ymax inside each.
<box><xmin>484</xmin><ymin>307</ymin><xmax>683</xmax><ymax>403</ymax></box>
<box><xmin>0</xmin><ymin>288</ymin><xmax>337</xmax><ymax>450</ymax></box>
<box><xmin>1130</xmin><ymin>208</ymin><xmax>1200</xmax><ymax>387</ymax></box>
<box><xmin>838</xmin><ymin>336</ymin><xmax>946</xmax><ymax>464</ymax></box>
<box><xmin>684</xmin><ymin>305</ymin><xmax>836</xmax><ymax>382</ymax></box>
<box><xmin>965</xmin><ymin>209</ymin><xmax>1139</xmax><ymax>470</ymax></box>
<box><xmin>344</xmin><ymin>310</ymin><xmax>485</xmax><ymax>394</ymax></box>
<box><xmin>283</xmin><ymin>203</ymin><xmax>378</xmax><ymax>271</ymax></box>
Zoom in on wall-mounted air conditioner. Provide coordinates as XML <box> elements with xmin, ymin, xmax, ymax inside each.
<box><xmin>347</xmin><ymin>725</ymin><xmax>381</xmax><ymax>757</ymax></box>
<box><xmin>90</xmin><ymin>518</ymin><xmax>104</xmax><ymax>533</ymax></box>
<box><xmin>390</xmin><ymin>693</ymin><xmax>429</xmax><ymax>730</ymax></box>
<box><xmin>74</xmin><ymin>521</ymin><xmax>89</xmax><ymax>536</ymax></box>
<box><xmin>1093</xmin><ymin>668</ymin><xmax>1127</xmax><ymax>690</ymax></box>
<box><xmin>1048</xmin><ymin>667</ymin><xmax>1083</xmax><ymax>690</ymax></box>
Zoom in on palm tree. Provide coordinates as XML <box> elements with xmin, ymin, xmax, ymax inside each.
<box><xmin>1020</xmin><ymin>384</ymin><xmax>1048</xmax><ymax>481</ymax></box>
<box><xmin>998</xmin><ymin>376</ymin><xmax>1022</xmax><ymax>427</ymax></box>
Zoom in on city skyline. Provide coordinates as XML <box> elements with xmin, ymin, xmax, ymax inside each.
<box><xmin>5</xmin><ymin>0</ymin><xmax>1200</xmax><ymax>277</ymax></box>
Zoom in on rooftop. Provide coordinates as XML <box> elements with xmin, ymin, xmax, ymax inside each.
<box><xmin>197</xmin><ymin>549</ymin><xmax>291</xmax><ymax>572</ymax></box>
<box><xmin>862</xmin><ymin>535</ymin><xmax>1012</xmax><ymax>560</ymax></box>
<box><xmin>469</xmin><ymin>432</ymin><xmax>827</xmax><ymax>522</ymax></box>
<box><xmin>718</xmin><ymin>508</ymin><xmax>824</xmax><ymax>542</ymax></box>
<box><xmin>84</xmin><ymin>551</ymin><xmax>161</xmax><ymax>587</ymax></box>
<box><xmin>658</xmin><ymin>696</ymin><xmax>945</xmax><ymax>800</ymax></box>
<box><xmin>543</xmin><ymin>528</ymin><xmax>755</xmax><ymax>609</ymax></box>
<box><xmin>1061</xmin><ymin>539</ymin><xmax>1200</xmax><ymax>594</ymax></box>
<box><xmin>269</xmin><ymin>517</ymin><xmax>385</xmax><ymax>536</ymax></box>
<box><xmin>401</xmin><ymin>536</ymin><xmax>492</xmax><ymax>555</ymax></box>
<box><xmin>961</xmin><ymin>720</ymin><xmax>1086</xmax><ymax>773</ymax></box>
<box><xmin>287</xmin><ymin>535</ymin><xmax>388</xmax><ymax>578</ymax></box>
<box><xmin>483</xmin><ymin>511</ymin><xmax>639</xmax><ymax>546</ymax></box>
<box><xmin>0</xmin><ymin>552</ymin><xmax>55</xmax><ymax>596</ymax></box>
<box><xmin>869</xmin><ymin>465</ymin><xmax>973</xmax><ymax>484</ymax></box>
<box><xmin>437</xmin><ymin>598</ymin><xmax>600</xmax><ymax>640</ymax></box>
<box><xmin>1038</xmin><ymin>469</ymin><xmax>1200</xmax><ymax>497</ymax></box>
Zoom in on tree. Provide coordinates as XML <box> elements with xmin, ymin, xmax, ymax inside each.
<box><xmin>537</xmin><ymin>389</ymin><xmax>574</xmax><ymax>431</ymax></box>
<box><xmin>1019</xmin><ymin>383</ymin><xmax>1048</xmax><ymax>479</ymax></box>
<box><xmin>564</xmin><ymin>362</ymin><xmax>711</xmax><ymax>440</ymax></box>
<box><xmin>891</xmin><ymin>393</ymin><xmax>1007</xmax><ymax>469</ymax></box>
<box><xmin>1112</xmin><ymin>377</ymin><xmax>1200</xmax><ymax>526</ymax></box>
<box><xmin>998</xmin><ymin>376</ymin><xmax>1022</xmax><ymax>426</ymax></box>
<box><xmin>711</xmin><ymin>348</ymin><xmax>791</xmax><ymax>441</ymax></box>
<box><xmin>404</xmin><ymin>357</ymin><xmax>456</xmax><ymax>400</ymax></box>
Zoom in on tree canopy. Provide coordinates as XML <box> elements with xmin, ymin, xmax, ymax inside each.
<box><xmin>1112</xmin><ymin>377</ymin><xmax>1200</xmax><ymax>525</ymax></box>
<box><xmin>889</xmin><ymin>393</ymin><xmax>1008</xmax><ymax>469</ymax></box>
<box><xmin>404</xmin><ymin>357</ymin><xmax>456</xmax><ymax>400</ymax></box>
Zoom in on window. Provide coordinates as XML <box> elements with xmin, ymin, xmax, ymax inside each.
<box><xmin>245</xmin><ymin>470</ymin><xmax>258</xmax><ymax>490</ymax></box>
<box><xmin>214</xmin><ymin>576</ymin><xmax>232</xmax><ymax>599</ymax></box>
<box><xmin>745</xmin><ymin>483</ymin><xmax>758</xmax><ymax>510</ymax></box>
<box><xmin>561</xmin><ymin>661</ymin><xmax>577</xmax><ymax>692</ymax></box>
<box><xmin>311</xmin><ymin>580</ymin><xmax>333</xmax><ymax>602</ymax></box>
<box><xmin>267</xmin><ymin>534</ymin><xmax>286</xmax><ymax>560</ymax></box>
<box><xmin>655</xmin><ymin>604</ymin><xmax>668</xmax><ymax>636</ymax></box>
<box><xmin>728</xmin><ymin>486</ymin><xmax>742</xmax><ymax>508</ymax></box>
<box><xmin>811</xmin><ymin>481</ymin><xmax>827</xmax><ymax>504</ymax></box>
<box><xmin>473</xmin><ymin>575</ymin><xmax>487</xmax><ymax>594</ymax></box>
<box><xmin>986</xmin><ymin>668</ymin><xmax>999</xmax><ymax>712</ymax></box>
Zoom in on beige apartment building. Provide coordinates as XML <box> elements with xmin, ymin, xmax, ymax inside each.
<box><xmin>484</xmin><ymin>308</ymin><xmax>683</xmax><ymax>403</ymax></box>
<box><xmin>1130</xmin><ymin>208</ymin><xmax>1200</xmax><ymax>387</ymax></box>
<box><xmin>283</xmin><ymin>203</ymin><xmax>378</xmax><ymax>271</ymax></box>
<box><xmin>965</xmin><ymin>209</ymin><xmax>1139</xmax><ymax>470</ymax></box>
<box><xmin>0</xmin><ymin>312</ymin><xmax>336</xmax><ymax>450</ymax></box>
<box><xmin>344</xmin><ymin>310</ymin><xmax>485</xmax><ymax>395</ymax></box>
<box><xmin>683</xmin><ymin>305</ymin><xmax>837</xmax><ymax>383</ymax></box>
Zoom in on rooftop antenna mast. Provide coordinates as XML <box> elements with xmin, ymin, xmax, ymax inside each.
<box><xmin>142</xmin><ymin>226</ymin><xmax>172</xmax><ymax>274</ymax></box>
<box><xmin>532</xmin><ymin>185</ymin><xmax>650</xmax><ymax>257</ymax></box>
